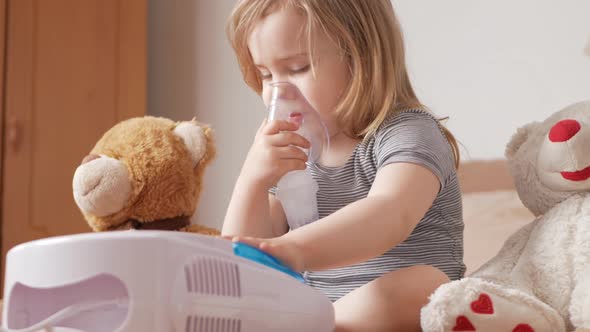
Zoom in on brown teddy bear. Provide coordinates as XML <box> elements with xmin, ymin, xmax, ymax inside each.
<box><xmin>72</xmin><ymin>116</ymin><xmax>219</xmax><ymax>235</ymax></box>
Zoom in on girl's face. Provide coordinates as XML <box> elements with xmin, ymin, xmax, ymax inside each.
<box><xmin>248</xmin><ymin>6</ymin><xmax>350</xmax><ymax>135</ymax></box>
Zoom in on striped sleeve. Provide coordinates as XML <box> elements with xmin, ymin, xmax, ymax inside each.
<box><xmin>374</xmin><ymin>111</ymin><xmax>456</xmax><ymax>190</ymax></box>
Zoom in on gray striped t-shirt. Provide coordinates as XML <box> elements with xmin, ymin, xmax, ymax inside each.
<box><xmin>275</xmin><ymin>109</ymin><xmax>465</xmax><ymax>302</ymax></box>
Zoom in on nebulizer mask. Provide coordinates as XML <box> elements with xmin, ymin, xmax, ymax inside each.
<box><xmin>267</xmin><ymin>82</ymin><xmax>330</xmax><ymax>229</ymax></box>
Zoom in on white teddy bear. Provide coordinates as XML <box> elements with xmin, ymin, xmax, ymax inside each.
<box><xmin>421</xmin><ymin>100</ymin><xmax>590</xmax><ymax>332</ymax></box>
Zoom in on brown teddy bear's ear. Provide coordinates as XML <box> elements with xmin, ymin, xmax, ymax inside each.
<box><xmin>173</xmin><ymin>121</ymin><xmax>208</xmax><ymax>166</ymax></box>
<box><xmin>505</xmin><ymin>121</ymin><xmax>541</xmax><ymax>160</ymax></box>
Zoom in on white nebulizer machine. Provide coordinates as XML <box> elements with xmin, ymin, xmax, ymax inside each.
<box><xmin>2</xmin><ymin>231</ymin><xmax>334</xmax><ymax>332</ymax></box>
<box><xmin>268</xmin><ymin>82</ymin><xmax>330</xmax><ymax>229</ymax></box>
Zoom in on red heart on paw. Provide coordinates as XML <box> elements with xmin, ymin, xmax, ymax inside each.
<box><xmin>470</xmin><ymin>293</ymin><xmax>494</xmax><ymax>314</ymax></box>
<box><xmin>452</xmin><ymin>315</ymin><xmax>476</xmax><ymax>331</ymax></box>
<box><xmin>512</xmin><ymin>324</ymin><xmax>535</xmax><ymax>332</ymax></box>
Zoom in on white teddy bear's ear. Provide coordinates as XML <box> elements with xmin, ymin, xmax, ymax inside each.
<box><xmin>505</xmin><ymin>122</ymin><xmax>540</xmax><ymax>160</ymax></box>
<box><xmin>173</xmin><ymin>122</ymin><xmax>207</xmax><ymax>166</ymax></box>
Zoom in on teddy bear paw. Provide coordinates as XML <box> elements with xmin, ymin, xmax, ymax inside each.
<box><xmin>448</xmin><ymin>292</ymin><xmax>542</xmax><ymax>332</ymax></box>
<box><xmin>421</xmin><ymin>278</ymin><xmax>565</xmax><ymax>332</ymax></box>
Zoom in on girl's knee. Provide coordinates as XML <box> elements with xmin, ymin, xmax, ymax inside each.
<box><xmin>385</xmin><ymin>265</ymin><xmax>449</xmax><ymax>283</ymax></box>
<box><xmin>376</xmin><ymin>265</ymin><xmax>450</xmax><ymax>297</ymax></box>
<box><xmin>409</xmin><ymin>265</ymin><xmax>450</xmax><ymax>283</ymax></box>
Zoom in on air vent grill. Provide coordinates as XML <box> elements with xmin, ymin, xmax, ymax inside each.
<box><xmin>184</xmin><ymin>257</ymin><xmax>241</xmax><ymax>297</ymax></box>
<box><xmin>185</xmin><ymin>315</ymin><xmax>242</xmax><ymax>332</ymax></box>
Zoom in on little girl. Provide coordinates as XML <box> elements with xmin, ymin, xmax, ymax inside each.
<box><xmin>222</xmin><ymin>1</ymin><xmax>465</xmax><ymax>331</ymax></box>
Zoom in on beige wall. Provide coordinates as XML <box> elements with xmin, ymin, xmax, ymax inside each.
<box><xmin>392</xmin><ymin>0</ymin><xmax>590</xmax><ymax>159</ymax></box>
<box><xmin>148</xmin><ymin>0</ymin><xmax>263</xmax><ymax>229</ymax></box>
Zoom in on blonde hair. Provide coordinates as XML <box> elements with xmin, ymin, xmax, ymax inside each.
<box><xmin>227</xmin><ymin>0</ymin><xmax>460</xmax><ymax>167</ymax></box>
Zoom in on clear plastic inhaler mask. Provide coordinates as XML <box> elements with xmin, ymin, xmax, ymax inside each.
<box><xmin>267</xmin><ymin>82</ymin><xmax>330</xmax><ymax>228</ymax></box>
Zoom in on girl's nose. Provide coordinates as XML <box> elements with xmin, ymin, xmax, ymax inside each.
<box><xmin>548</xmin><ymin>119</ymin><xmax>581</xmax><ymax>142</ymax></box>
<box><xmin>271</xmin><ymin>81</ymin><xmax>298</xmax><ymax>100</ymax></box>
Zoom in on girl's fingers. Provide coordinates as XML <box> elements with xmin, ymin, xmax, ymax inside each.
<box><xmin>259</xmin><ymin>242</ymin><xmax>281</xmax><ymax>257</ymax></box>
<box><xmin>232</xmin><ymin>236</ymin><xmax>265</xmax><ymax>249</ymax></box>
<box><xmin>258</xmin><ymin>242</ymin><xmax>298</xmax><ymax>271</ymax></box>
<box><xmin>269</xmin><ymin>131</ymin><xmax>311</xmax><ymax>148</ymax></box>
<box><xmin>262</xmin><ymin>120</ymin><xmax>299</xmax><ymax>135</ymax></box>
<box><xmin>277</xmin><ymin>146</ymin><xmax>309</xmax><ymax>162</ymax></box>
<box><xmin>233</xmin><ymin>237</ymin><xmax>299</xmax><ymax>271</ymax></box>
<box><xmin>280</xmin><ymin>159</ymin><xmax>307</xmax><ymax>172</ymax></box>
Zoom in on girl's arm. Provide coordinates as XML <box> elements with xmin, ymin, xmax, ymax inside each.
<box><xmin>235</xmin><ymin>161</ymin><xmax>440</xmax><ymax>272</ymax></box>
<box><xmin>222</xmin><ymin>119</ymin><xmax>308</xmax><ymax>238</ymax></box>
<box><xmin>222</xmin><ymin>178</ymin><xmax>288</xmax><ymax>238</ymax></box>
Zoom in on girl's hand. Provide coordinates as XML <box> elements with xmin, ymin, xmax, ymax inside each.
<box><xmin>231</xmin><ymin>235</ymin><xmax>305</xmax><ymax>272</ymax></box>
<box><xmin>239</xmin><ymin>119</ymin><xmax>310</xmax><ymax>190</ymax></box>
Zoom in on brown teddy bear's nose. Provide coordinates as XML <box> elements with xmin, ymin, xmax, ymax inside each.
<box><xmin>548</xmin><ymin>119</ymin><xmax>581</xmax><ymax>142</ymax></box>
<box><xmin>81</xmin><ymin>154</ymin><xmax>100</xmax><ymax>165</ymax></box>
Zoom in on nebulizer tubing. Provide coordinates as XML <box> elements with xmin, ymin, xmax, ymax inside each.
<box><xmin>0</xmin><ymin>299</ymin><xmax>127</xmax><ymax>332</ymax></box>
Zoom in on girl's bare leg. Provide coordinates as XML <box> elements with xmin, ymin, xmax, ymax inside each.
<box><xmin>334</xmin><ymin>265</ymin><xmax>449</xmax><ymax>332</ymax></box>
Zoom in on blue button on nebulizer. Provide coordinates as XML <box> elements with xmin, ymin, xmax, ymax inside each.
<box><xmin>232</xmin><ymin>242</ymin><xmax>305</xmax><ymax>282</ymax></box>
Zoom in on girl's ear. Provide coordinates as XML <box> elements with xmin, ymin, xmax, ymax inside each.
<box><xmin>505</xmin><ymin>121</ymin><xmax>540</xmax><ymax>160</ymax></box>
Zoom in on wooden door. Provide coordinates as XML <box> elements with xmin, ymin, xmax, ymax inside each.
<box><xmin>0</xmin><ymin>0</ymin><xmax>6</xmax><ymax>268</ymax></box>
<box><xmin>1</xmin><ymin>0</ymin><xmax>146</xmax><ymax>283</ymax></box>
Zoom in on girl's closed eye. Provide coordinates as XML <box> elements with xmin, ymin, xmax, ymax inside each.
<box><xmin>259</xmin><ymin>70</ymin><xmax>272</xmax><ymax>81</ymax></box>
<box><xmin>258</xmin><ymin>65</ymin><xmax>310</xmax><ymax>81</ymax></box>
<box><xmin>290</xmin><ymin>65</ymin><xmax>310</xmax><ymax>75</ymax></box>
